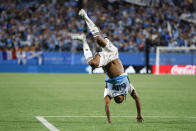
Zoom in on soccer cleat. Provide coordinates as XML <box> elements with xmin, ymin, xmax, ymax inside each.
<box><xmin>71</xmin><ymin>33</ymin><xmax>85</xmax><ymax>41</ymax></box>
<box><xmin>78</xmin><ymin>9</ymin><xmax>100</xmax><ymax>37</ymax></box>
<box><xmin>78</xmin><ymin>9</ymin><xmax>87</xmax><ymax>18</ymax></box>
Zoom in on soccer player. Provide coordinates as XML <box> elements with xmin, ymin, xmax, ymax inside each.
<box><xmin>72</xmin><ymin>9</ymin><xmax>143</xmax><ymax>124</ymax></box>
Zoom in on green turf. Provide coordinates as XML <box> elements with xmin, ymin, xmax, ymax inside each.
<box><xmin>0</xmin><ymin>73</ymin><xmax>196</xmax><ymax>131</ymax></box>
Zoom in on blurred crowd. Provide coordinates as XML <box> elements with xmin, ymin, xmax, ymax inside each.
<box><xmin>0</xmin><ymin>0</ymin><xmax>196</xmax><ymax>53</ymax></box>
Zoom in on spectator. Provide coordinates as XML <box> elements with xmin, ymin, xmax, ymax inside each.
<box><xmin>0</xmin><ymin>0</ymin><xmax>195</xmax><ymax>53</ymax></box>
<box><xmin>16</xmin><ymin>47</ymin><xmax>26</xmax><ymax>65</ymax></box>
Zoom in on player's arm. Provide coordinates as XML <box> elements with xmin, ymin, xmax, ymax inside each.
<box><xmin>131</xmin><ymin>90</ymin><xmax>143</xmax><ymax>122</ymax></box>
<box><xmin>104</xmin><ymin>96</ymin><xmax>112</xmax><ymax>124</ymax></box>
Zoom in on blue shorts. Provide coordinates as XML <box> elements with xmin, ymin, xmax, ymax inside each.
<box><xmin>104</xmin><ymin>74</ymin><xmax>134</xmax><ymax>98</ymax></box>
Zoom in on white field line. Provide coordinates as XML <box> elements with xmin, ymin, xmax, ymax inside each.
<box><xmin>36</xmin><ymin>115</ymin><xmax>196</xmax><ymax>131</ymax></box>
<box><xmin>36</xmin><ymin>116</ymin><xmax>60</xmax><ymax>131</ymax></box>
<box><xmin>41</xmin><ymin>115</ymin><xmax>196</xmax><ymax>119</ymax></box>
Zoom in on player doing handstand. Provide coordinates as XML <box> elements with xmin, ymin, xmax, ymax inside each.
<box><xmin>72</xmin><ymin>9</ymin><xmax>143</xmax><ymax>124</ymax></box>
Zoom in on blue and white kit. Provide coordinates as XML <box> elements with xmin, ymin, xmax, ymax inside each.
<box><xmin>104</xmin><ymin>73</ymin><xmax>135</xmax><ymax>98</ymax></box>
<box><xmin>98</xmin><ymin>38</ymin><xmax>135</xmax><ymax>98</ymax></box>
<box><xmin>98</xmin><ymin>38</ymin><xmax>119</xmax><ymax>67</ymax></box>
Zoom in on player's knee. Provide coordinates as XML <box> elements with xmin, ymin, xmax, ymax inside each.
<box><xmin>88</xmin><ymin>59</ymin><xmax>99</xmax><ymax>68</ymax></box>
<box><xmin>94</xmin><ymin>36</ymin><xmax>107</xmax><ymax>47</ymax></box>
<box><xmin>95</xmin><ymin>37</ymin><xmax>102</xmax><ymax>44</ymax></box>
<box><xmin>94</xmin><ymin>35</ymin><xmax>101</xmax><ymax>41</ymax></box>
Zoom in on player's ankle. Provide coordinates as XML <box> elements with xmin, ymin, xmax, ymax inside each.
<box><xmin>71</xmin><ymin>33</ymin><xmax>85</xmax><ymax>41</ymax></box>
<box><xmin>90</xmin><ymin>27</ymin><xmax>100</xmax><ymax>37</ymax></box>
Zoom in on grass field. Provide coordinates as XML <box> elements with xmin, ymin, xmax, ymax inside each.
<box><xmin>0</xmin><ymin>73</ymin><xmax>196</xmax><ymax>131</ymax></box>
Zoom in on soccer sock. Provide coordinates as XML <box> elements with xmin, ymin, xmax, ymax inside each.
<box><xmin>82</xmin><ymin>37</ymin><xmax>93</xmax><ymax>62</ymax></box>
<box><xmin>82</xmin><ymin>12</ymin><xmax>100</xmax><ymax>37</ymax></box>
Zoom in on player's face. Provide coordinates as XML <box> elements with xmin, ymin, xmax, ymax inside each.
<box><xmin>114</xmin><ymin>95</ymin><xmax>124</xmax><ymax>104</ymax></box>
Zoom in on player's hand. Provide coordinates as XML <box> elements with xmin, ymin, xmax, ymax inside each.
<box><xmin>106</xmin><ymin>120</ymin><xmax>112</xmax><ymax>124</ymax></box>
<box><xmin>136</xmin><ymin>116</ymin><xmax>143</xmax><ymax>123</ymax></box>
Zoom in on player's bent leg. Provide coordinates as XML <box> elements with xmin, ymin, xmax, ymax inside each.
<box><xmin>71</xmin><ymin>33</ymin><xmax>93</xmax><ymax>63</ymax></box>
<box><xmin>70</xmin><ymin>33</ymin><xmax>85</xmax><ymax>41</ymax></box>
<box><xmin>94</xmin><ymin>35</ymin><xmax>107</xmax><ymax>48</ymax></box>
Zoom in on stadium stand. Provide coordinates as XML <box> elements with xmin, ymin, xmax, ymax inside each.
<box><xmin>0</xmin><ymin>0</ymin><xmax>195</xmax><ymax>53</ymax></box>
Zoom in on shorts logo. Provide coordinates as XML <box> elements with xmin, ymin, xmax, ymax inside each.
<box><xmin>112</xmin><ymin>83</ymin><xmax>126</xmax><ymax>91</ymax></box>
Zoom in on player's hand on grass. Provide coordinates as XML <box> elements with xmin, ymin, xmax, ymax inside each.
<box><xmin>106</xmin><ymin>120</ymin><xmax>112</xmax><ymax>124</ymax></box>
<box><xmin>136</xmin><ymin>116</ymin><xmax>143</xmax><ymax>123</ymax></box>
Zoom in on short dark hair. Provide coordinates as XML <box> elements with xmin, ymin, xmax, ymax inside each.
<box><xmin>114</xmin><ymin>95</ymin><xmax>124</xmax><ymax>104</ymax></box>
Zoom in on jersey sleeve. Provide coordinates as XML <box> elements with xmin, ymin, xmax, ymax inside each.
<box><xmin>128</xmin><ymin>83</ymin><xmax>135</xmax><ymax>95</ymax></box>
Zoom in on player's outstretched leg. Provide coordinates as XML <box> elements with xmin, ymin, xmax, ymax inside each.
<box><xmin>78</xmin><ymin>9</ymin><xmax>100</xmax><ymax>37</ymax></box>
<box><xmin>78</xmin><ymin>9</ymin><xmax>108</xmax><ymax>48</ymax></box>
<box><xmin>71</xmin><ymin>33</ymin><xmax>93</xmax><ymax>62</ymax></box>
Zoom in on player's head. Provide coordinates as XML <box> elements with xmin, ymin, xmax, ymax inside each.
<box><xmin>114</xmin><ymin>95</ymin><xmax>124</xmax><ymax>104</ymax></box>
